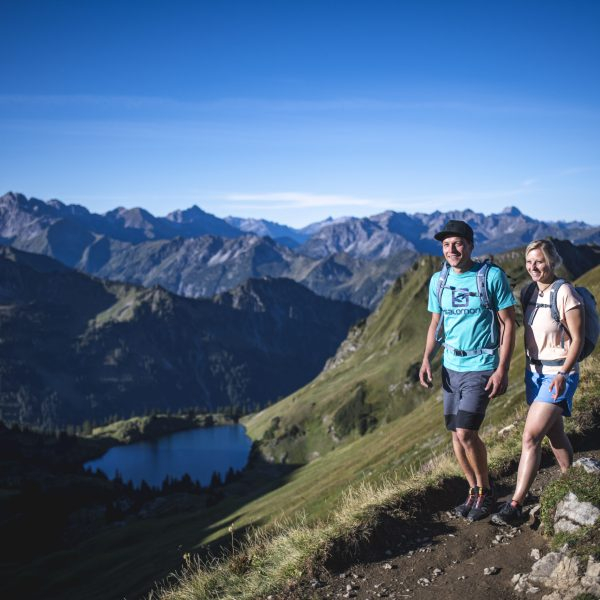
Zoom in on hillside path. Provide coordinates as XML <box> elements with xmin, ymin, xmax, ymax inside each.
<box><xmin>278</xmin><ymin>449</ymin><xmax>600</xmax><ymax>600</ymax></box>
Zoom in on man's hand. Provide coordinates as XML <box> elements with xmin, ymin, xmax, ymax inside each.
<box><xmin>485</xmin><ymin>368</ymin><xmax>508</xmax><ymax>399</ymax></box>
<box><xmin>419</xmin><ymin>359</ymin><xmax>433</xmax><ymax>388</ymax></box>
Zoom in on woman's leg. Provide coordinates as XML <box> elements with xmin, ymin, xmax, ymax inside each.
<box><xmin>512</xmin><ymin>402</ymin><xmax>564</xmax><ymax>505</ymax></box>
<box><xmin>546</xmin><ymin>414</ymin><xmax>573</xmax><ymax>473</ymax></box>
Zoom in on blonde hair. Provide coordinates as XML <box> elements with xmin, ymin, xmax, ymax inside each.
<box><xmin>525</xmin><ymin>239</ymin><xmax>563</xmax><ymax>271</ymax></box>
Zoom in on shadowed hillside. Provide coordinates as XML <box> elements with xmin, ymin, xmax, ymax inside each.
<box><xmin>0</xmin><ymin>245</ymin><xmax>366</xmax><ymax>428</ymax></box>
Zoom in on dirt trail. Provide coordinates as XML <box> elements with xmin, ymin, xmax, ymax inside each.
<box><xmin>279</xmin><ymin>449</ymin><xmax>600</xmax><ymax>600</ymax></box>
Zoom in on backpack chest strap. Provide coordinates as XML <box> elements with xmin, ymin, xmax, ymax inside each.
<box><xmin>527</xmin><ymin>356</ymin><xmax>566</xmax><ymax>367</ymax></box>
<box><xmin>444</xmin><ymin>343</ymin><xmax>497</xmax><ymax>357</ymax></box>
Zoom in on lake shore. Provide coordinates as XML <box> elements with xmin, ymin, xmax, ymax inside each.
<box><xmin>85</xmin><ymin>412</ymin><xmax>239</xmax><ymax>450</ymax></box>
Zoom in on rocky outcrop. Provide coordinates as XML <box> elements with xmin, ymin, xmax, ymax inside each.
<box><xmin>512</xmin><ymin>456</ymin><xmax>600</xmax><ymax>598</ymax></box>
<box><xmin>513</xmin><ymin>548</ymin><xmax>600</xmax><ymax>599</ymax></box>
<box><xmin>554</xmin><ymin>492</ymin><xmax>600</xmax><ymax>533</ymax></box>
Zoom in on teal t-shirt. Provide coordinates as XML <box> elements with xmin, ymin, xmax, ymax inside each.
<box><xmin>428</xmin><ymin>262</ymin><xmax>516</xmax><ymax>372</ymax></box>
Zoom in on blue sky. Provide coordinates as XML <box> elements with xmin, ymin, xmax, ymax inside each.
<box><xmin>1</xmin><ymin>0</ymin><xmax>599</xmax><ymax>227</ymax></box>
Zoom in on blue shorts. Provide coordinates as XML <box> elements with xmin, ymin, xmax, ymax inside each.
<box><xmin>525</xmin><ymin>370</ymin><xmax>579</xmax><ymax>417</ymax></box>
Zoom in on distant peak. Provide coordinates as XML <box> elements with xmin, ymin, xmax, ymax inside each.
<box><xmin>182</xmin><ymin>205</ymin><xmax>207</xmax><ymax>216</ymax></box>
<box><xmin>166</xmin><ymin>205</ymin><xmax>209</xmax><ymax>222</ymax></box>
<box><xmin>501</xmin><ymin>206</ymin><xmax>522</xmax><ymax>216</ymax></box>
<box><xmin>1</xmin><ymin>191</ymin><xmax>28</xmax><ymax>204</ymax></box>
<box><xmin>47</xmin><ymin>199</ymin><xmax>66</xmax><ymax>209</ymax></box>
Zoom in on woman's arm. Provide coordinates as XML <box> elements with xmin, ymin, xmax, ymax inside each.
<box><xmin>549</xmin><ymin>305</ymin><xmax>584</xmax><ymax>399</ymax></box>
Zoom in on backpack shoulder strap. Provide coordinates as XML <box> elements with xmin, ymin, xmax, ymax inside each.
<box><xmin>434</xmin><ymin>263</ymin><xmax>450</xmax><ymax>344</ymax></box>
<box><xmin>549</xmin><ymin>279</ymin><xmax>567</xmax><ymax>348</ymax></box>
<box><xmin>476</xmin><ymin>260</ymin><xmax>492</xmax><ymax>309</ymax></box>
<box><xmin>549</xmin><ymin>279</ymin><xmax>566</xmax><ymax>324</ymax></box>
<box><xmin>520</xmin><ymin>282</ymin><xmax>537</xmax><ymax>312</ymax></box>
<box><xmin>436</xmin><ymin>262</ymin><xmax>450</xmax><ymax>307</ymax></box>
<box><xmin>470</xmin><ymin>260</ymin><xmax>500</xmax><ymax>348</ymax></box>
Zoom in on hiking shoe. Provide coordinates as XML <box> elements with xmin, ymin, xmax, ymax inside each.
<box><xmin>454</xmin><ymin>486</ymin><xmax>479</xmax><ymax>518</ymax></box>
<box><xmin>491</xmin><ymin>501</ymin><xmax>523</xmax><ymax>526</ymax></box>
<box><xmin>467</xmin><ymin>488</ymin><xmax>495</xmax><ymax>522</ymax></box>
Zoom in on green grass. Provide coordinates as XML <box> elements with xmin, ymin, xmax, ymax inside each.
<box><xmin>151</xmin><ymin>351</ymin><xmax>600</xmax><ymax>600</ymax></box>
<box><xmin>243</xmin><ymin>257</ymin><xmax>445</xmax><ymax>464</ymax></box>
<box><xmin>551</xmin><ymin>525</ymin><xmax>600</xmax><ymax>560</ymax></box>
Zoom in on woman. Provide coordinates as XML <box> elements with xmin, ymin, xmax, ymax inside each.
<box><xmin>492</xmin><ymin>239</ymin><xmax>583</xmax><ymax>525</ymax></box>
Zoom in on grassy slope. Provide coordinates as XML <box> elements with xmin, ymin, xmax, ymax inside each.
<box><xmin>244</xmin><ymin>257</ymin><xmax>442</xmax><ymax>464</ymax></box>
<box><xmin>243</xmin><ymin>243</ymin><xmax>592</xmax><ymax>465</ymax></box>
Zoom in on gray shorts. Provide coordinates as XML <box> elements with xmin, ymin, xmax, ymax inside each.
<box><xmin>442</xmin><ymin>366</ymin><xmax>494</xmax><ymax>431</ymax></box>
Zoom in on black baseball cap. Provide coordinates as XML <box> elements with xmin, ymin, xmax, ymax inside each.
<box><xmin>434</xmin><ymin>220</ymin><xmax>474</xmax><ymax>243</ymax></box>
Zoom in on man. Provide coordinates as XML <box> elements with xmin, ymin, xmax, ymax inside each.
<box><xmin>419</xmin><ymin>220</ymin><xmax>516</xmax><ymax>521</ymax></box>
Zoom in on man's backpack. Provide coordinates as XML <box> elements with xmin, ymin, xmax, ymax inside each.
<box><xmin>434</xmin><ymin>259</ymin><xmax>500</xmax><ymax>356</ymax></box>
<box><xmin>520</xmin><ymin>280</ymin><xmax>599</xmax><ymax>361</ymax></box>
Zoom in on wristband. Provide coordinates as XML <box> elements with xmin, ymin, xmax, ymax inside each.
<box><xmin>557</xmin><ymin>371</ymin><xmax>567</xmax><ymax>377</ymax></box>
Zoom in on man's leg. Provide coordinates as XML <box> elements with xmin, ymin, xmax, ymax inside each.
<box><xmin>453</xmin><ymin>370</ymin><xmax>495</xmax><ymax>521</ymax></box>
<box><xmin>451</xmin><ymin>431</ymin><xmax>476</xmax><ymax>488</ymax></box>
<box><xmin>444</xmin><ymin>367</ymin><xmax>491</xmax><ymax>517</ymax></box>
<box><xmin>453</xmin><ymin>369</ymin><xmax>494</xmax><ymax>490</ymax></box>
<box><xmin>455</xmin><ymin>428</ymin><xmax>490</xmax><ymax>490</ymax></box>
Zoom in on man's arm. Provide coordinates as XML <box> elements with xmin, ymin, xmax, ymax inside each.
<box><xmin>419</xmin><ymin>312</ymin><xmax>441</xmax><ymax>388</ymax></box>
<box><xmin>484</xmin><ymin>305</ymin><xmax>516</xmax><ymax>399</ymax></box>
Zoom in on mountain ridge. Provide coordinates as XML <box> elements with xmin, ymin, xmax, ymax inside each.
<box><xmin>4</xmin><ymin>191</ymin><xmax>599</xmax><ymax>260</ymax></box>
<box><xmin>3</xmin><ymin>191</ymin><xmax>600</xmax><ymax>311</ymax></box>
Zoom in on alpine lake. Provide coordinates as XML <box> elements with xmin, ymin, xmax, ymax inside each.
<box><xmin>84</xmin><ymin>424</ymin><xmax>253</xmax><ymax>488</ymax></box>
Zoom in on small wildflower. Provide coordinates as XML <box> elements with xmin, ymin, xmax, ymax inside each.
<box><xmin>229</xmin><ymin>523</ymin><xmax>235</xmax><ymax>555</ymax></box>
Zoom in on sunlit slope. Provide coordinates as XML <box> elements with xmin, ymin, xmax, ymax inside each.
<box><xmin>245</xmin><ymin>256</ymin><xmax>440</xmax><ymax>463</ymax></box>
<box><xmin>210</xmin><ymin>358</ymin><xmax>527</xmax><ymax>533</ymax></box>
<box><xmin>575</xmin><ymin>263</ymin><xmax>600</xmax><ymax>298</ymax></box>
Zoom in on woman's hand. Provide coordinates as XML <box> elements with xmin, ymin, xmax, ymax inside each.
<box><xmin>549</xmin><ymin>373</ymin><xmax>566</xmax><ymax>400</ymax></box>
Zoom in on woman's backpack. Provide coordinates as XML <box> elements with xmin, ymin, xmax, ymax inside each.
<box><xmin>520</xmin><ymin>280</ymin><xmax>599</xmax><ymax>360</ymax></box>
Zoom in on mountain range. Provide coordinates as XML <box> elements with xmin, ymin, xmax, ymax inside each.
<box><xmin>0</xmin><ymin>245</ymin><xmax>366</xmax><ymax>428</ymax></box>
<box><xmin>3</xmin><ymin>192</ymin><xmax>599</xmax><ymax>257</ymax></box>
<box><xmin>3</xmin><ymin>192</ymin><xmax>600</xmax><ymax>309</ymax></box>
